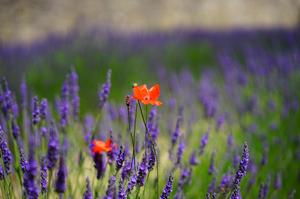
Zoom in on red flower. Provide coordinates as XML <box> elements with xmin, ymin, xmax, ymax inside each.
<box><xmin>91</xmin><ymin>139</ymin><xmax>113</xmax><ymax>154</ymax></box>
<box><xmin>133</xmin><ymin>84</ymin><xmax>162</xmax><ymax>106</ymax></box>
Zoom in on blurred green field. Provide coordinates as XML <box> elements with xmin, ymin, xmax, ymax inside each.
<box><xmin>0</xmin><ymin>29</ymin><xmax>299</xmax><ymax>198</ymax></box>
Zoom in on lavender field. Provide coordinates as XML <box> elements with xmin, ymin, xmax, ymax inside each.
<box><xmin>0</xmin><ymin>28</ymin><xmax>300</xmax><ymax>199</ymax></box>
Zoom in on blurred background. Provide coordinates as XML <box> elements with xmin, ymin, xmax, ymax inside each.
<box><xmin>1</xmin><ymin>2</ymin><xmax>300</xmax><ymax>198</ymax></box>
<box><xmin>0</xmin><ymin>0</ymin><xmax>300</xmax><ymax>112</ymax></box>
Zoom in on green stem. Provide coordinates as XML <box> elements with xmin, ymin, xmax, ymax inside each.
<box><xmin>135</xmin><ymin>187</ymin><xmax>141</xmax><ymax>199</ymax></box>
<box><xmin>47</xmin><ymin>170</ymin><xmax>53</xmax><ymax>199</ymax></box>
<box><xmin>137</xmin><ymin>101</ymin><xmax>159</xmax><ymax>199</ymax></box>
<box><xmin>132</xmin><ymin>104</ymin><xmax>138</xmax><ymax>171</ymax></box>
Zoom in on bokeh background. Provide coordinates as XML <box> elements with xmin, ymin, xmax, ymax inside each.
<box><xmin>1</xmin><ymin>0</ymin><xmax>300</xmax><ymax>112</ymax></box>
<box><xmin>1</xmin><ymin>1</ymin><xmax>300</xmax><ymax>198</ymax></box>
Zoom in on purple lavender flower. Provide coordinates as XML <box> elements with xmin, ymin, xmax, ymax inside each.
<box><xmin>103</xmin><ymin>176</ymin><xmax>117</xmax><ymax>199</ymax></box>
<box><xmin>20</xmin><ymin>77</ymin><xmax>28</xmax><ymax>109</ymax></box>
<box><xmin>84</xmin><ymin>115</ymin><xmax>93</xmax><ymax>143</ymax></box>
<box><xmin>17</xmin><ymin>137</ymin><xmax>28</xmax><ymax>172</ymax></box>
<box><xmin>60</xmin><ymin>79</ymin><xmax>69</xmax><ymax>128</ymax></box>
<box><xmin>206</xmin><ymin>192</ymin><xmax>217</xmax><ymax>199</ymax></box>
<box><xmin>216</xmin><ymin>115</ymin><xmax>225</xmax><ymax>131</ymax></box>
<box><xmin>40</xmin><ymin>156</ymin><xmax>48</xmax><ymax>193</ymax></box>
<box><xmin>174</xmin><ymin>189</ymin><xmax>183</xmax><ymax>199</ymax></box>
<box><xmin>260</xmin><ymin>145</ymin><xmax>268</xmax><ymax>166</ymax></box>
<box><xmin>40</xmin><ymin>98</ymin><xmax>48</xmax><ymax>121</ymax></box>
<box><xmin>1</xmin><ymin>78</ymin><xmax>13</xmax><ymax>118</ymax></box>
<box><xmin>122</xmin><ymin>160</ymin><xmax>132</xmax><ymax>180</ymax></box>
<box><xmin>176</xmin><ymin>141</ymin><xmax>185</xmax><ymax>165</ymax></box>
<box><xmin>0</xmin><ymin>165</ymin><xmax>4</xmax><ymax>180</ymax></box>
<box><xmin>126</xmin><ymin>174</ymin><xmax>137</xmax><ymax>195</ymax></box>
<box><xmin>83</xmin><ymin>177</ymin><xmax>93</xmax><ymax>199</ymax></box>
<box><xmin>118</xmin><ymin>179</ymin><xmax>126</xmax><ymax>199</ymax></box>
<box><xmin>219</xmin><ymin>173</ymin><xmax>232</xmax><ymax>191</ymax></box>
<box><xmin>199</xmin><ymin>128</ymin><xmax>209</xmax><ymax>155</ymax></box>
<box><xmin>118</xmin><ymin>106</ymin><xmax>127</xmax><ymax>124</ymax></box>
<box><xmin>208</xmin><ymin>152</ymin><xmax>215</xmax><ymax>175</ymax></box>
<box><xmin>258</xmin><ymin>183</ymin><xmax>267</xmax><ymax>199</ymax></box>
<box><xmin>274</xmin><ymin>173</ymin><xmax>282</xmax><ymax>190</ymax></box>
<box><xmin>233</xmin><ymin>154</ymin><xmax>240</xmax><ymax>169</ymax></box>
<box><xmin>137</xmin><ymin>154</ymin><xmax>148</xmax><ymax>186</ymax></box>
<box><xmin>171</xmin><ymin>109</ymin><xmax>183</xmax><ymax>146</ymax></box>
<box><xmin>189</xmin><ymin>150</ymin><xmax>199</xmax><ymax>166</ymax></box>
<box><xmin>0</xmin><ymin>125</ymin><xmax>12</xmax><ymax>174</ymax></box>
<box><xmin>147</xmin><ymin>149</ymin><xmax>156</xmax><ymax>171</ymax></box>
<box><xmin>47</xmin><ymin>122</ymin><xmax>59</xmax><ymax>170</ymax></box>
<box><xmin>23</xmin><ymin>139</ymin><xmax>40</xmax><ymax>199</ymax></box>
<box><xmin>32</xmin><ymin>96</ymin><xmax>40</xmax><ymax>125</ymax></box>
<box><xmin>55</xmin><ymin>154</ymin><xmax>67</xmax><ymax>194</ymax></box>
<box><xmin>207</xmin><ymin>177</ymin><xmax>216</xmax><ymax>194</ymax></box>
<box><xmin>69</xmin><ymin>68</ymin><xmax>80</xmax><ymax>119</ymax></box>
<box><xmin>231</xmin><ymin>143</ymin><xmax>249</xmax><ymax>197</ymax></box>
<box><xmin>12</xmin><ymin>119</ymin><xmax>20</xmax><ymax>139</ymax></box>
<box><xmin>160</xmin><ymin>175</ymin><xmax>173</xmax><ymax>199</ymax></box>
<box><xmin>93</xmin><ymin>153</ymin><xmax>106</xmax><ymax>179</ymax></box>
<box><xmin>116</xmin><ymin>146</ymin><xmax>126</xmax><ymax>172</ymax></box>
<box><xmin>98</xmin><ymin>69</ymin><xmax>111</xmax><ymax>110</ymax></box>
<box><xmin>178</xmin><ymin>167</ymin><xmax>192</xmax><ymax>188</ymax></box>
<box><xmin>11</xmin><ymin>97</ymin><xmax>19</xmax><ymax>118</ymax></box>
<box><xmin>230</xmin><ymin>187</ymin><xmax>241</xmax><ymax>199</ymax></box>
<box><xmin>107</xmin><ymin>132</ymin><xmax>117</xmax><ymax>164</ymax></box>
<box><xmin>227</xmin><ymin>134</ymin><xmax>233</xmax><ymax>150</ymax></box>
<box><xmin>147</xmin><ymin>107</ymin><xmax>158</xmax><ymax>142</ymax></box>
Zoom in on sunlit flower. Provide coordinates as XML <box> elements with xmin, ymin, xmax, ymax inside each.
<box><xmin>133</xmin><ymin>84</ymin><xmax>162</xmax><ymax>106</ymax></box>
<box><xmin>91</xmin><ymin>139</ymin><xmax>114</xmax><ymax>154</ymax></box>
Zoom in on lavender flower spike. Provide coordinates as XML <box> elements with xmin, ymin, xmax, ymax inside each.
<box><xmin>0</xmin><ymin>125</ymin><xmax>13</xmax><ymax>175</ymax></box>
<box><xmin>147</xmin><ymin>149</ymin><xmax>156</xmax><ymax>172</ymax></box>
<box><xmin>32</xmin><ymin>96</ymin><xmax>40</xmax><ymax>125</ymax></box>
<box><xmin>126</xmin><ymin>174</ymin><xmax>137</xmax><ymax>195</ymax></box>
<box><xmin>60</xmin><ymin>78</ymin><xmax>69</xmax><ymax>128</ymax></box>
<box><xmin>199</xmin><ymin>128</ymin><xmax>210</xmax><ymax>155</ymax></box>
<box><xmin>137</xmin><ymin>154</ymin><xmax>148</xmax><ymax>186</ymax></box>
<box><xmin>69</xmin><ymin>68</ymin><xmax>80</xmax><ymax>119</ymax></box>
<box><xmin>83</xmin><ymin>177</ymin><xmax>93</xmax><ymax>199</ymax></box>
<box><xmin>103</xmin><ymin>176</ymin><xmax>117</xmax><ymax>199</ymax></box>
<box><xmin>98</xmin><ymin>69</ymin><xmax>112</xmax><ymax>110</ymax></box>
<box><xmin>40</xmin><ymin>156</ymin><xmax>48</xmax><ymax>193</ymax></box>
<box><xmin>47</xmin><ymin>122</ymin><xmax>59</xmax><ymax>170</ymax></box>
<box><xmin>208</xmin><ymin>152</ymin><xmax>215</xmax><ymax>175</ymax></box>
<box><xmin>118</xmin><ymin>179</ymin><xmax>126</xmax><ymax>199</ymax></box>
<box><xmin>189</xmin><ymin>150</ymin><xmax>199</xmax><ymax>166</ymax></box>
<box><xmin>176</xmin><ymin>141</ymin><xmax>185</xmax><ymax>165</ymax></box>
<box><xmin>160</xmin><ymin>175</ymin><xmax>174</xmax><ymax>199</ymax></box>
<box><xmin>55</xmin><ymin>154</ymin><xmax>67</xmax><ymax>194</ymax></box>
<box><xmin>40</xmin><ymin>98</ymin><xmax>48</xmax><ymax>121</ymax></box>
<box><xmin>116</xmin><ymin>146</ymin><xmax>126</xmax><ymax>172</ymax></box>
<box><xmin>0</xmin><ymin>165</ymin><xmax>4</xmax><ymax>180</ymax></box>
<box><xmin>171</xmin><ymin>108</ymin><xmax>183</xmax><ymax>146</ymax></box>
<box><xmin>23</xmin><ymin>137</ymin><xmax>40</xmax><ymax>198</ymax></box>
<box><xmin>230</xmin><ymin>187</ymin><xmax>242</xmax><ymax>199</ymax></box>
<box><xmin>231</xmin><ymin>142</ymin><xmax>249</xmax><ymax>198</ymax></box>
<box><xmin>20</xmin><ymin>77</ymin><xmax>28</xmax><ymax>109</ymax></box>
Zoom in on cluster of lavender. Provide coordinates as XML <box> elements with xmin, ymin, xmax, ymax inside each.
<box><xmin>0</xmin><ymin>71</ymin><xmax>76</xmax><ymax>198</ymax></box>
<box><xmin>0</xmin><ymin>29</ymin><xmax>300</xmax><ymax>198</ymax></box>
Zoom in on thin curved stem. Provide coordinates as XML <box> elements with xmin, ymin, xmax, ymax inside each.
<box><xmin>137</xmin><ymin>101</ymin><xmax>159</xmax><ymax>199</ymax></box>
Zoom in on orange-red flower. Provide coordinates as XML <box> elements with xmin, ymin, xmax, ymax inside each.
<box><xmin>133</xmin><ymin>84</ymin><xmax>162</xmax><ymax>106</ymax></box>
<box><xmin>91</xmin><ymin>138</ymin><xmax>114</xmax><ymax>154</ymax></box>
